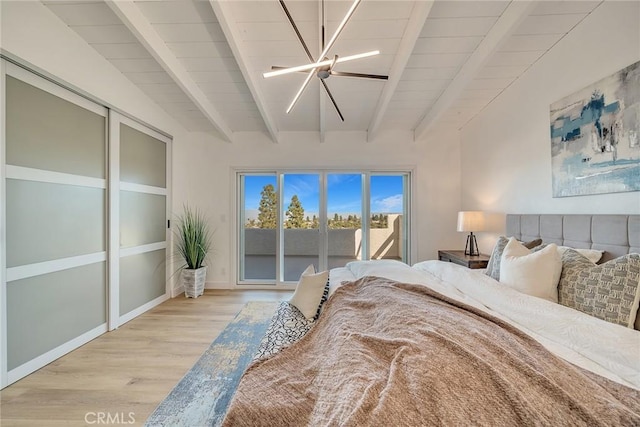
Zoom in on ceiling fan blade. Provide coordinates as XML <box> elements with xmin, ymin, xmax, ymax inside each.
<box><xmin>286</xmin><ymin>70</ymin><xmax>316</xmax><ymax>114</ymax></box>
<box><xmin>264</xmin><ymin>51</ymin><xmax>379</xmax><ymax>78</ymax></box>
<box><xmin>321</xmin><ymin>0</ymin><xmax>325</xmax><ymax>51</ymax></box>
<box><xmin>321</xmin><ymin>80</ymin><xmax>344</xmax><ymax>122</ymax></box>
<box><xmin>329</xmin><ymin>55</ymin><xmax>338</xmax><ymax>71</ymax></box>
<box><xmin>330</xmin><ymin>71</ymin><xmax>389</xmax><ymax>80</ymax></box>
<box><xmin>320</xmin><ymin>0</ymin><xmax>361</xmax><ymax>59</ymax></box>
<box><xmin>279</xmin><ymin>0</ymin><xmax>315</xmax><ymax>62</ymax></box>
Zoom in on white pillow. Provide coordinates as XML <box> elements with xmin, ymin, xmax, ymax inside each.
<box><xmin>300</xmin><ymin>264</ymin><xmax>315</xmax><ymax>276</ymax></box>
<box><xmin>289</xmin><ymin>265</ymin><xmax>329</xmax><ymax>320</ymax></box>
<box><xmin>500</xmin><ymin>238</ymin><xmax>562</xmax><ymax>302</ymax></box>
<box><xmin>556</xmin><ymin>246</ymin><xmax>603</xmax><ymax>264</ymax></box>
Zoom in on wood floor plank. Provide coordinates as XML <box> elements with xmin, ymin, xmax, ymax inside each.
<box><xmin>0</xmin><ymin>290</ymin><xmax>291</xmax><ymax>426</ymax></box>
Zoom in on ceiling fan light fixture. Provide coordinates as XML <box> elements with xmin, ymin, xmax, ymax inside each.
<box><xmin>319</xmin><ymin>0</ymin><xmax>361</xmax><ymax>58</ymax></box>
<box><xmin>263</xmin><ymin>50</ymin><xmax>380</xmax><ymax>79</ymax></box>
<box><xmin>270</xmin><ymin>0</ymin><xmax>387</xmax><ymax>121</ymax></box>
<box><xmin>286</xmin><ymin>70</ymin><xmax>316</xmax><ymax>114</ymax></box>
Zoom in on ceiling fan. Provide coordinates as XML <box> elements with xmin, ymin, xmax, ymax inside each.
<box><xmin>263</xmin><ymin>0</ymin><xmax>388</xmax><ymax>121</ymax></box>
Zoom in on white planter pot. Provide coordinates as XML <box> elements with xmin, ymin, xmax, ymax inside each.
<box><xmin>182</xmin><ymin>266</ymin><xmax>207</xmax><ymax>298</ymax></box>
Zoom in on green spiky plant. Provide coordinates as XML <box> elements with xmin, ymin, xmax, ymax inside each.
<box><xmin>174</xmin><ymin>205</ymin><xmax>212</xmax><ymax>270</ymax></box>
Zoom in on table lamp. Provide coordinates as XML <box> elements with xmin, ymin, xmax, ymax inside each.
<box><xmin>457</xmin><ymin>211</ymin><xmax>485</xmax><ymax>256</ymax></box>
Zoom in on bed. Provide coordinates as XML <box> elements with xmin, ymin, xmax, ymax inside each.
<box><xmin>223</xmin><ymin>214</ymin><xmax>640</xmax><ymax>426</ymax></box>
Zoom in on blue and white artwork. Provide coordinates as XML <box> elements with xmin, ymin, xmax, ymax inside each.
<box><xmin>550</xmin><ymin>61</ymin><xmax>640</xmax><ymax>197</ymax></box>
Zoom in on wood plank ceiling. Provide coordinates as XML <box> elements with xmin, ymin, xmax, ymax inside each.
<box><xmin>43</xmin><ymin>0</ymin><xmax>603</xmax><ymax>142</ymax></box>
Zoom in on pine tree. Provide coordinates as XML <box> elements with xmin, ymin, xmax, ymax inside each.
<box><xmin>285</xmin><ymin>195</ymin><xmax>305</xmax><ymax>229</ymax></box>
<box><xmin>257</xmin><ymin>184</ymin><xmax>277</xmax><ymax>229</ymax></box>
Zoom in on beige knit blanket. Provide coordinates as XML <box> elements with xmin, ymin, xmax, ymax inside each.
<box><xmin>223</xmin><ymin>276</ymin><xmax>640</xmax><ymax>426</ymax></box>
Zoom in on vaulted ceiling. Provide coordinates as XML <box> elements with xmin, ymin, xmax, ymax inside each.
<box><xmin>43</xmin><ymin>0</ymin><xmax>602</xmax><ymax>142</ymax></box>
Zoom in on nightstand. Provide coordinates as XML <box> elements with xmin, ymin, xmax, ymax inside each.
<box><xmin>438</xmin><ymin>250</ymin><xmax>490</xmax><ymax>269</ymax></box>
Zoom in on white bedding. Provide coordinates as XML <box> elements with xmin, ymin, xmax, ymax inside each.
<box><xmin>330</xmin><ymin>260</ymin><xmax>640</xmax><ymax>390</ymax></box>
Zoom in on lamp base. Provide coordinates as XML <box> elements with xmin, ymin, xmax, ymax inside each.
<box><xmin>464</xmin><ymin>232</ymin><xmax>480</xmax><ymax>257</ymax></box>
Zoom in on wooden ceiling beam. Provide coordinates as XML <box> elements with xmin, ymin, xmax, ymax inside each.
<box><xmin>414</xmin><ymin>1</ymin><xmax>536</xmax><ymax>140</ymax></box>
<box><xmin>209</xmin><ymin>0</ymin><xmax>280</xmax><ymax>143</ymax></box>
<box><xmin>106</xmin><ymin>0</ymin><xmax>234</xmax><ymax>142</ymax></box>
<box><xmin>367</xmin><ymin>1</ymin><xmax>434</xmax><ymax>142</ymax></box>
<box><xmin>318</xmin><ymin>0</ymin><xmax>326</xmax><ymax>143</ymax></box>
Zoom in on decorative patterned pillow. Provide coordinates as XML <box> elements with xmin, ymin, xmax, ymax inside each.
<box><xmin>533</xmin><ymin>244</ymin><xmax>604</xmax><ymax>264</ymax></box>
<box><xmin>485</xmin><ymin>236</ymin><xmax>543</xmax><ymax>281</ymax></box>
<box><xmin>558</xmin><ymin>249</ymin><xmax>640</xmax><ymax>328</ymax></box>
<box><xmin>312</xmin><ymin>277</ymin><xmax>331</xmax><ymax>321</ymax></box>
<box><xmin>253</xmin><ymin>302</ymin><xmax>315</xmax><ymax>361</ymax></box>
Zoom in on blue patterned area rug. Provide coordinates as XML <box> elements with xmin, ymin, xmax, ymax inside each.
<box><xmin>145</xmin><ymin>301</ymin><xmax>279</xmax><ymax>427</ymax></box>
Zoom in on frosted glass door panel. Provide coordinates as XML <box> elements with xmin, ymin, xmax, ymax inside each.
<box><xmin>6</xmin><ymin>179</ymin><xmax>105</xmax><ymax>267</ymax></box>
<box><xmin>6</xmin><ymin>76</ymin><xmax>106</xmax><ymax>178</ymax></box>
<box><xmin>119</xmin><ymin>250</ymin><xmax>166</xmax><ymax>316</ymax></box>
<box><xmin>120</xmin><ymin>124</ymin><xmax>166</xmax><ymax>188</ymax></box>
<box><xmin>6</xmin><ymin>262</ymin><xmax>107</xmax><ymax>370</ymax></box>
<box><xmin>120</xmin><ymin>191</ymin><xmax>166</xmax><ymax>248</ymax></box>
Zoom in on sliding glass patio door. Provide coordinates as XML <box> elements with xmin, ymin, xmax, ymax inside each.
<box><xmin>327</xmin><ymin>173</ymin><xmax>364</xmax><ymax>269</ymax></box>
<box><xmin>369</xmin><ymin>174</ymin><xmax>409</xmax><ymax>261</ymax></box>
<box><xmin>282</xmin><ymin>173</ymin><xmax>320</xmax><ymax>281</ymax></box>
<box><xmin>238</xmin><ymin>171</ymin><xmax>410</xmax><ymax>286</ymax></box>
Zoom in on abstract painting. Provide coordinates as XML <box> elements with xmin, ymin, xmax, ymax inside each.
<box><xmin>550</xmin><ymin>61</ymin><xmax>640</xmax><ymax>197</ymax></box>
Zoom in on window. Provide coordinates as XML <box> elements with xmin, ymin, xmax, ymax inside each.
<box><xmin>237</xmin><ymin>170</ymin><xmax>411</xmax><ymax>285</ymax></box>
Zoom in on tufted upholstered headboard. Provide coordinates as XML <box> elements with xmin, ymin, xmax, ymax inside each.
<box><xmin>506</xmin><ymin>214</ymin><xmax>640</xmax><ymax>263</ymax></box>
<box><xmin>506</xmin><ymin>214</ymin><xmax>640</xmax><ymax>331</ymax></box>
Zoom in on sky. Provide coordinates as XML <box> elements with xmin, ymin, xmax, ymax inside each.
<box><xmin>244</xmin><ymin>173</ymin><xmax>404</xmax><ymax>218</ymax></box>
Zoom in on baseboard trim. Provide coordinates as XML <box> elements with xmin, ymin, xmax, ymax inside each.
<box><xmin>119</xmin><ymin>293</ymin><xmax>169</xmax><ymax>326</ymax></box>
<box><xmin>171</xmin><ymin>284</ymin><xmax>185</xmax><ymax>298</ymax></box>
<box><xmin>205</xmin><ymin>281</ymin><xmax>231</xmax><ymax>289</ymax></box>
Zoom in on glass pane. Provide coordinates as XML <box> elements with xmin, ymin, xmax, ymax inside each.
<box><xmin>7</xmin><ymin>262</ymin><xmax>107</xmax><ymax>370</ymax></box>
<box><xmin>120</xmin><ymin>124</ymin><xmax>167</xmax><ymax>188</ymax></box>
<box><xmin>6</xmin><ymin>179</ymin><xmax>105</xmax><ymax>267</ymax></box>
<box><xmin>283</xmin><ymin>174</ymin><xmax>319</xmax><ymax>281</ymax></box>
<box><xmin>241</xmin><ymin>175</ymin><xmax>277</xmax><ymax>281</ymax></box>
<box><xmin>6</xmin><ymin>76</ymin><xmax>106</xmax><ymax>178</ymax></box>
<box><xmin>120</xmin><ymin>250</ymin><xmax>166</xmax><ymax>316</ymax></box>
<box><xmin>369</xmin><ymin>175</ymin><xmax>405</xmax><ymax>262</ymax></box>
<box><xmin>120</xmin><ymin>191</ymin><xmax>166</xmax><ymax>248</ymax></box>
<box><xmin>327</xmin><ymin>174</ymin><xmax>363</xmax><ymax>269</ymax></box>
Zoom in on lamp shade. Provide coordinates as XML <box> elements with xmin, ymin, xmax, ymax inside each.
<box><xmin>457</xmin><ymin>211</ymin><xmax>485</xmax><ymax>232</ymax></box>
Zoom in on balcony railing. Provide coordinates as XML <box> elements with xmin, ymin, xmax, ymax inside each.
<box><xmin>243</xmin><ymin>214</ymin><xmax>403</xmax><ymax>281</ymax></box>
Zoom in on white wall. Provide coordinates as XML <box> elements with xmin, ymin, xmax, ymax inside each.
<box><xmin>1</xmin><ymin>1</ymin><xmax>463</xmax><ymax>291</ymax></box>
<box><xmin>460</xmin><ymin>1</ymin><xmax>640</xmax><ymax>251</ymax></box>
<box><xmin>172</xmin><ymin>128</ymin><xmax>462</xmax><ymax>287</ymax></box>
<box><xmin>1</xmin><ymin>0</ymin><xmax>198</xmax><ymax>294</ymax></box>
<box><xmin>0</xmin><ymin>1</ymin><xmax>187</xmax><ymax>139</ymax></box>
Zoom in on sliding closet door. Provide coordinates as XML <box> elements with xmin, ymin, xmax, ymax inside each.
<box><xmin>112</xmin><ymin>114</ymin><xmax>170</xmax><ymax>326</ymax></box>
<box><xmin>3</xmin><ymin>63</ymin><xmax>108</xmax><ymax>384</ymax></box>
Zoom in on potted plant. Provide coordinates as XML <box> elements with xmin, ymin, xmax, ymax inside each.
<box><xmin>174</xmin><ymin>205</ymin><xmax>212</xmax><ymax>298</ymax></box>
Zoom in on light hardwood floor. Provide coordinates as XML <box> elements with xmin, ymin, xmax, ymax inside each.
<box><xmin>0</xmin><ymin>289</ymin><xmax>292</xmax><ymax>426</ymax></box>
